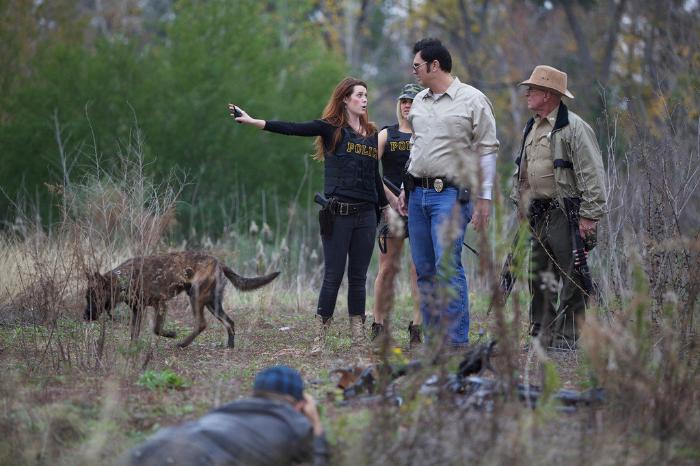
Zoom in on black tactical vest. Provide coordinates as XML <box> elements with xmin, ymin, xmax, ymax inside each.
<box><xmin>381</xmin><ymin>124</ymin><xmax>411</xmax><ymax>187</ymax></box>
<box><xmin>324</xmin><ymin>127</ymin><xmax>379</xmax><ymax>204</ymax></box>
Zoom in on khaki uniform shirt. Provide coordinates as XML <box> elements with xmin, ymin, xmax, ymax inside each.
<box><xmin>511</xmin><ymin>103</ymin><xmax>608</xmax><ymax>221</ymax></box>
<box><xmin>407</xmin><ymin>77</ymin><xmax>499</xmax><ymax>192</ymax></box>
<box><xmin>521</xmin><ymin>107</ymin><xmax>558</xmax><ymax>199</ymax></box>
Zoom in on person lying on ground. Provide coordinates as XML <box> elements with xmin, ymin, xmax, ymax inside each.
<box><xmin>118</xmin><ymin>365</ymin><xmax>329</xmax><ymax>466</ymax></box>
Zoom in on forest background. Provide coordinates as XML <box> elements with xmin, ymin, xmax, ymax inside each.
<box><xmin>1</xmin><ymin>1</ymin><xmax>699</xmax><ymax>464</ymax></box>
<box><xmin>2</xmin><ymin>0</ymin><xmax>698</xmax><ymax>236</ymax></box>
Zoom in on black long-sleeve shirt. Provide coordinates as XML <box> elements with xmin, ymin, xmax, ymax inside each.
<box><xmin>264</xmin><ymin>119</ymin><xmax>388</xmax><ymax>207</ymax></box>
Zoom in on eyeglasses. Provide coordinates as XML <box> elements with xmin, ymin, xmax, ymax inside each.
<box><xmin>412</xmin><ymin>61</ymin><xmax>429</xmax><ymax>71</ymax></box>
<box><xmin>525</xmin><ymin>87</ymin><xmax>545</xmax><ymax>96</ymax></box>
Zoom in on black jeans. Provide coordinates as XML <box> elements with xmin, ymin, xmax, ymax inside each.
<box><xmin>317</xmin><ymin>209</ymin><xmax>377</xmax><ymax>319</ymax></box>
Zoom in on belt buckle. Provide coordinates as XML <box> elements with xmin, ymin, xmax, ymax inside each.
<box><xmin>339</xmin><ymin>203</ymin><xmax>349</xmax><ymax>215</ymax></box>
<box><xmin>433</xmin><ymin>178</ymin><xmax>444</xmax><ymax>192</ymax></box>
<box><xmin>421</xmin><ymin>177</ymin><xmax>430</xmax><ymax>189</ymax></box>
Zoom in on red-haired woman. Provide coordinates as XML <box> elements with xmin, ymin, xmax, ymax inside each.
<box><xmin>229</xmin><ymin>77</ymin><xmax>388</xmax><ymax>355</ymax></box>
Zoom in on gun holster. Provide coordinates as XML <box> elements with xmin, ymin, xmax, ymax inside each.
<box><xmin>319</xmin><ymin>200</ymin><xmax>336</xmax><ymax>237</ymax></box>
<box><xmin>402</xmin><ymin>171</ymin><xmax>415</xmax><ymax>192</ymax></box>
<box><xmin>458</xmin><ymin>187</ymin><xmax>471</xmax><ymax>204</ymax></box>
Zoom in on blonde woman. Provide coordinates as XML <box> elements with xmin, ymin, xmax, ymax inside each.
<box><xmin>372</xmin><ymin>84</ymin><xmax>423</xmax><ymax>347</ymax></box>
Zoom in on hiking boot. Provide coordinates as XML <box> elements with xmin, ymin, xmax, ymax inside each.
<box><xmin>408</xmin><ymin>321</ymin><xmax>422</xmax><ymax>348</ymax></box>
<box><xmin>370</xmin><ymin>322</ymin><xmax>385</xmax><ymax>341</ymax></box>
<box><xmin>349</xmin><ymin>315</ymin><xmax>367</xmax><ymax>350</ymax></box>
<box><xmin>310</xmin><ymin>314</ymin><xmax>332</xmax><ymax>356</ymax></box>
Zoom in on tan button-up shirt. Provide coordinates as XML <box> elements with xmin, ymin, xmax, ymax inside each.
<box><xmin>407</xmin><ymin>77</ymin><xmax>499</xmax><ymax>192</ymax></box>
<box><xmin>521</xmin><ymin>107</ymin><xmax>558</xmax><ymax>199</ymax></box>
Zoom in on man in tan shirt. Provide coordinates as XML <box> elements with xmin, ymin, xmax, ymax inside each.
<box><xmin>398</xmin><ymin>37</ymin><xmax>499</xmax><ymax>347</ymax></box>
<box><xmin>520</xmin><ymin>110</ymin><xmax>558</xmax><ymax>201</ymax></box>
<box><xmin>512</xmin><ymin>65</ymin><xmax>607</xmax><ymax>350</ymax></box>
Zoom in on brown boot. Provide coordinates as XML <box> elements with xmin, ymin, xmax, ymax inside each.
<box><xmin>310</xmin><ymin>314</ymin><xmax>332</xmax><ymax>356</ymax></box>
<box><xmin>408</xmin><ymin>321</ymin><xmax>422</xmax><ymax>348</ymax></box>
<box><xmin>349</xmin><ymin>315</ymin><xmax>367</xmax><ymax>350</ymax></box>
<box><xmin>370</xmin><ymin>322</ymin><xmax>385</xmax><ymax>341</ymax></box>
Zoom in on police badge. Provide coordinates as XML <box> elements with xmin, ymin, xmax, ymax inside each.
<box><xmin>433</xmin><ymin>178</ymin><xmax>444</xmax><ymax>192</ymax></box>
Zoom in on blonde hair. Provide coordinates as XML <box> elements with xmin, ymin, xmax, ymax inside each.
<box><xmin>395</xmin><ymin>98</ymin><xmax>413</xmax><ymax>126</ymax></box>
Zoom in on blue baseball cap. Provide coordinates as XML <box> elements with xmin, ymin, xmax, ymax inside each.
<box><xmin>253</xmin><ymin>366</ymin><xmax>304</xmax><ymax>401</ymax></box>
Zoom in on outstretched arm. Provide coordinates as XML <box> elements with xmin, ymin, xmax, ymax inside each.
<box><xmin>228</xmin><ymin>103</ymin><xmax>334</xmax><ymax>139</ymax></box>
<box><xmin>228</xmin><ymin>104</ymin><xmax>266</xmax><ymax>129</ymax></box>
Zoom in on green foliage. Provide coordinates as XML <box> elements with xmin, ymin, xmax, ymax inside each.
<box><xmin>0</xmin><ymin>0</ymin><xmax>346</xmax><ymax>233</ymax></box>
<box><xmin>137</xmin><ymin>369</ymin><xmax>189</xmax><ymax>391</ymax></box>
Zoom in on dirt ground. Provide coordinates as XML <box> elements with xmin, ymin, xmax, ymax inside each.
<box><xmin>0</xmin><ymin>285</ymin><xmax>694</xmax><ymax>465</ymax></box>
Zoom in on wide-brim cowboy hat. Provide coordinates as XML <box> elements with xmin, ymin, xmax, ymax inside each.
<box><xmin>519</xmin><ymin>65</ymin><xmax>574</xmax><ymax>99</ymax></box>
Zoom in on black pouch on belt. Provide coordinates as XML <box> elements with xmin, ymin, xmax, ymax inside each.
<box><xmin>319</xmin><ymin>205</ymin><xmax>334</xmax><ymax>236</ymax></box>
<box><xmin>402</xmin><ymin>171</ymin><xmax>415</xmax><ymax>192</ymax></box>
<box><xmin>458</xmin><ymin>187</ymin><xmax>471</xmax><ymax>204</ymax></box>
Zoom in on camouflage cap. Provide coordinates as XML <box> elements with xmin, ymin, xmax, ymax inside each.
<box><xmin>398</xmin><ymin>83</ymin><xmax>423</xmax><ymax>100</ymax></box>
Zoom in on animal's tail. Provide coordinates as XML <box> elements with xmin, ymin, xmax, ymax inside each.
<box><xmin>223</xmin><ymin>267</ymin><xmax>280</xmax><ymax>291</ymax></box>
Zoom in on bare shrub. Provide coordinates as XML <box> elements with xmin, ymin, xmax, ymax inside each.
<box><xmin>596</xmin><ymin>94</ymin><xmax>699</xmax><ymax>323</ymax></box>
<box><xmin>583</xmin><ymin>260</ymin><xmax>699</xmax><ymax>461</ymax></box>
<box><xmin>1</xmin><ymin>122</ymin><xmax>186</xmax><ymax>374</ymax></box>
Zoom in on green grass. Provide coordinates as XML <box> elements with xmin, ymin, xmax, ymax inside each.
<box><xmin>137</xmin><ymin>369</ymin><xmax>190</xmax><ymax>391</ymax></box>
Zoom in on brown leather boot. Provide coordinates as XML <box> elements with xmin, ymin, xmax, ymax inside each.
<box><xmin>349</xmin><ymin>315</ymin><xmax>367</xmax><ymax>350</ymax></box>
<box><xmin>370</xmin><ymin>322</ymin><xmax>385</xmax><ymax>341</ymax></box>
<box><xmin>310</xmin><ymin>314</ymin><xmax>332</xmax><ymax>356</ymax></box>
<box><xmin>408</xmin><ymin>321</ymin><xmax>422</xmax><ymax>348</ymax></box>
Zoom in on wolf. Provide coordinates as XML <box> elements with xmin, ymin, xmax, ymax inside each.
<box><xmin>83</xmin><ymin>251</ymin><xmax>279</xmax><ymax>348</ymax></box>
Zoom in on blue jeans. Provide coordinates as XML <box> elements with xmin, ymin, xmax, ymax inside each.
<box><xmin>408</xmin><ymin>187</ymin><xmax>472</xmax><ymax>345</ymax></box>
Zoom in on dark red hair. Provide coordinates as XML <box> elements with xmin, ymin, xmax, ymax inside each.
<box><xmin>313</xmin><ymin>77</ymin><xmax>376</xmax><ymax>161</ymax></box>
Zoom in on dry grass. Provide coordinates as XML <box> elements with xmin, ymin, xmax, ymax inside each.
<box><xmin>0</xmin><ymin>114</ymin><xmax>699</xmax><ymax>465</ymax></box>
<box><xmin>1</xmin><ymin>225</ymin><xmax>698</xmax><ymax>465</ymax></box>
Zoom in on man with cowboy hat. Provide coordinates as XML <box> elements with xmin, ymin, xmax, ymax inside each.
<box><xmin>512</xmin><ymin>65</ymin><xmax>607</xmax><ymax>350</ymax></box>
